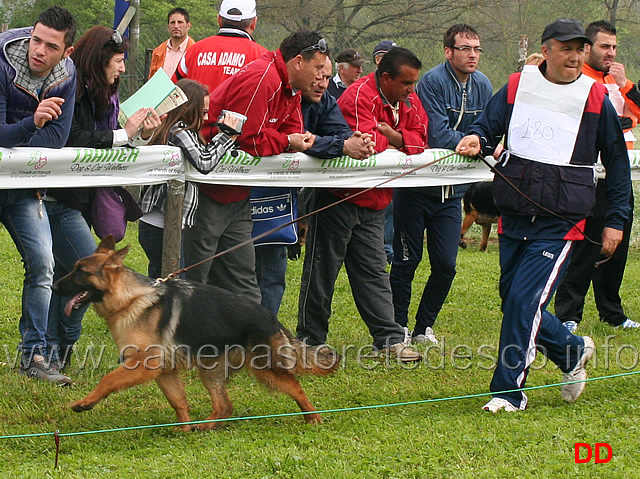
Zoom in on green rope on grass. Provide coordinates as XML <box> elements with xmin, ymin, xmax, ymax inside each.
<box><xmin>1</xmin><ymin>368</ymin><xmax>639</xmax><ymax>440</ymax></box>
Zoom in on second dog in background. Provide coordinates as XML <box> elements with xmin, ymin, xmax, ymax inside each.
<box><xmin>459</xmin><ymin>182</ymin><xmax>499</xmax><ymax>252</ymax></box>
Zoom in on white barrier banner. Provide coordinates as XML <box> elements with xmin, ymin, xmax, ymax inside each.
<box><xmin>186</xmin><ymin>148</ymin><xmax>493</xmax><ymax>187</ymax></box>
<box><xmin>0</xmin><ymin>145</ymin><xmax>184</xmax><ymax>188</ymax></box>
<box><xmin>1</xmin><ymin>146</ymin><xmax>639</xmax><ymax>188</ymax></box>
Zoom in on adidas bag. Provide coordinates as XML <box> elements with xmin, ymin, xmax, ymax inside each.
<box><xmin>250</xmin><ymin>187</ymin><xmax>298</xmax><ymax>245</ymax></box>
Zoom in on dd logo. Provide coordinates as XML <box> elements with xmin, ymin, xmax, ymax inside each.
<box><xmin>574</xmin><ymin>443</ymin><xmax>612</xmax><ymax>463</ymax></box>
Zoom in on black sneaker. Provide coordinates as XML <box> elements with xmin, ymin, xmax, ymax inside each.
<box><xmin>19</xmin><ymin>354</ymin><xmax>72</xmax><ymax>386</ymax></box>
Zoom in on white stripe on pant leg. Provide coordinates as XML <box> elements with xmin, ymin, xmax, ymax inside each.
<box><xmin>515</xmin><ymin>240</ymin><xmax>573</xmax><ymax>408</ymax></box>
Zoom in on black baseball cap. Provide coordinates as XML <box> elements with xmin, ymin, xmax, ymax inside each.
<box><xmin>336</xmin><ymin>48</ymin><xmax>368</xmax><ymax>66</ymax></box>
<box><xmin>541</xmin><ymin>19</ymin><xmax>592</xmax><ymax>45</ymax></box>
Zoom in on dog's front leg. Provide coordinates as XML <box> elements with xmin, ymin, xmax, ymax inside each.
<box><xmin>71</xmin><ymin>354</ymin><xmax>164</xmax><ymax>412</ymax></box>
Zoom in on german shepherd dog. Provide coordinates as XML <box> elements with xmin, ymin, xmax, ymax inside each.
<box><xmin>459</xmin><ymin>181</ymin><xmax>499</xmax><ymax>252</ymax></box>
<box><xmin>53</xmin><ymin>236</ymin><xmax>339</xmax><ymax>431</ymax></box>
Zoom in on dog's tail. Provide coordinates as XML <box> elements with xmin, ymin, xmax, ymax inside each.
<box><xmin>265</xmin><ymin>330</ymin><xmax>341</xmax><ymax>377</ymax></box>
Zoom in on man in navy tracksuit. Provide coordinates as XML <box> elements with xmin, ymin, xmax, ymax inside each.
<box><xmin>456</xmin><ymin>19</ymin><xmax>631</xmax><ymax>412</ymax></box>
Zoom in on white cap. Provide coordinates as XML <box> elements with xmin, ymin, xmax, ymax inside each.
<box><xmin>219</xmin><ymin>0</ymin><xmax>257</xmax><ymax>21</ymax></box>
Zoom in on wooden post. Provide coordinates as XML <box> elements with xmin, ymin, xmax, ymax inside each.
<box><xmin>161</xmin><ymin>179</ymin><xmax>185</xmax><ymax>277</ymax></box>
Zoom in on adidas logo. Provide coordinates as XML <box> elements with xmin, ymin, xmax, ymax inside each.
<box><xmin>276</xmin><ymin>203</ymin><xmax>287</xmax><ymax>212</ymax></box>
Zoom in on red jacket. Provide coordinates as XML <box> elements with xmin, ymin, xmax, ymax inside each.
<box><xmin>175</xmin><ymin>28</ymin><xmax>268</xmax><ymax>140</ymax></box>
<box><xmin>335</xmin><ymin>72</ymin><xmax>429</xmax><ymax>210</ymax></box>
<box><xmin>202</xmin><ymin>49</ymin><xmax>304</xmax><ymax>204</ymax></box>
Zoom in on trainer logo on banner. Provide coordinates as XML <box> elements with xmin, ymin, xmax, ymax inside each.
<box><xmin>162</xmin><ymin>149</ymin><xmax>181</xmax><ymax>167</ymax></box>
<box><xmin>28</xmin><ymin>151</ymin><xmax>47</xmax><ymax>170</ymax></box>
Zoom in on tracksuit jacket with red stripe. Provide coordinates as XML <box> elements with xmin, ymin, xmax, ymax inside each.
<box><xmin>203</xmin><ymin>49</ymin><xmax>304</xmax><ymax>204</ymax></box>
<box><xmin>335</xmin><ymin>71</ymin><xmax>429</xmax><ymax>210</ymax></box>
<box><xmin>468</xmin><ymin>63</ymin><xmax>631</xmax><ymax>240</ymax></box>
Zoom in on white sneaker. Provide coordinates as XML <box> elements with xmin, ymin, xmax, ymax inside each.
<box><xmin>403</xmin><ymin>327</ymin><xmax>411</xmax><ymax>344</ymax></box>
<box><xmin>412</xmin><ymin>327</ymin><xmax>439</xmax><ymax>345</ymax></box>
<box><xmin>621</xmin><ymin>318</ymin><xmax>640</xmax><ymax>329</ymax></box>
<box><xmin>482</xmin><ymin>397</ymin><xmax>518</xmax><ymax>413</ymax></box>
<box><xmin>563</xmin><ymin>321</ymin><xmax>578</xmax><ymax>333</ymax></box>
<box><xmin>561</xmin><ymin>336</ymin><xmax>595</xmax><ymax>403</ymax></box>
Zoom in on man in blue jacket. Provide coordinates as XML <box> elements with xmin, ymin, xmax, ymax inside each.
<box><xmin>0</xmin><ymin>6</ymin><xmax>77</xmax><ymax>384</ymax></box>
<box><xmin>456</xmin><ymin>19</ymin><xmax>630</xmax><ymax>412</ymax></box>
<box><xmin>391</xmin><ymin>24</ymin><xmax>492</xmax><ymax>345</ymax></box>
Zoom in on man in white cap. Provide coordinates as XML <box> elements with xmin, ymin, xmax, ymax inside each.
<box><xmin>175</xmin><ymin>0</ymin><xmax>267</xmax><ymax>139</ymax></box>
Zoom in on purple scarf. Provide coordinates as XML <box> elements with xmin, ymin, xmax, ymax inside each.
<box><xmin>93</xmin><ymin>93</ymin><xmax>120</xmax><ymax>130</ymax></box>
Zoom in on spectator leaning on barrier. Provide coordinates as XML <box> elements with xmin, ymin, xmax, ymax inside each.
<box><xmin>390</xmin><ymin>24</ymin><xmax>493</xmax><ymax>346</ymax></box>
<box><xmin>148</xmin><ymin>7</ymin><xmax>195</xmax><ymax>79</ymax></box>
<box><xmin>327</xmin><ymin>48</ymin><xmax>368</xmax><ymax>99</ymax></box>
<box><xmin>139</xmin><ymin>80</ymin><xmax>241</xmax><ymax>279</ymax></box>
<box><xmin>0</xmin><ymin>6</ymin><xmax>77</xmax><ymax>385</ymax></box>
<box><xmin>555</xmin><ymin>20</ymin><xmax>640</xmax><ymax>333</ymax></box>
<box><xmin>175</xmin><ymin>0</ymin><xmax>267</xmax><ymax>141</ymax></box>
<box><xmin>255</xmin><ymin>56</ymin><xmax>376</xmax><ymax>315</ymax></box>
<box><xmin>455</xmin><ymin>18</ymin><xmax>631</xmax><ymax>413</ymax></box>
<box><xmin>183</xmin><ymin>31</ymin><xmax>327</xmax><ymax>302</ymax></box>
<box><xmin>296</xmin><ymin>47</ymin><xmax>427</xmax><ymax>362</ymax></box>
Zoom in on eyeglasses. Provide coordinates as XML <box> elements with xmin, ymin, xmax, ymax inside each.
<box><xmin>104</xmin><ymin>30</ymin><xmax>123</xmax><ymax>48</ymax></box>
<box><xmin>451</xmin><ymin>46</ymin><xmax>484</xmax><ymax>54</ymax></box>
<box><xmin>300</xmin><ymin>38</ymin><xmax>328</xmax><ymax>54</ymax></box>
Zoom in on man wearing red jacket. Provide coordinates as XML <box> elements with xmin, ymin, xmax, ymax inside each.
<box><xmin>296</xmin><ymin>47</ymin><xmax>427</xmax><ymax>361</ymax></box>
<box><xmin>183</xmin><ymin>31</ymin><xmax>327</xmax><ymax>301</ymax></box>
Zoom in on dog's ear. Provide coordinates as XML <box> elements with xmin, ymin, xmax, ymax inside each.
<box><xmin>97</xmin><ymin>235</ymin><xmax>116</xmax><ymax>253</ymax></box>
<box><xmin>112</xmin><ymin>244</ymin><xmax>131</xmax><ymax>264</ymax></box>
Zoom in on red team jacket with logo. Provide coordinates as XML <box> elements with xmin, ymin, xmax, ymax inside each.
<box><xmin>176</xmin><ymin>28</ymin><xmax>268</xmax><ymax>204</ymax></box>
<box><xmin>201</xmin><ymin>49</ymin><xmax>305</xmax><ymax>204</ymax></box>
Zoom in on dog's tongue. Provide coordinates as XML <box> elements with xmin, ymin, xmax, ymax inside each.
<box><xmin>64</xmin><ymin>293</ymin><xmax>84</xmax><ymax>317</ymax></box>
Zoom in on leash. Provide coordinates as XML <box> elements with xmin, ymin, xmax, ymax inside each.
<box><xmin>156</xmin><ymin>150</ymin><xmax>460</xmax><ymax>282</ymax></box>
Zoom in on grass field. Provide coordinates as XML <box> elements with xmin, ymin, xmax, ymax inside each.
<box><xmin>0</xmin><ymin>213</ymin><xmax>639</xmax><ymax>478</ymax></box>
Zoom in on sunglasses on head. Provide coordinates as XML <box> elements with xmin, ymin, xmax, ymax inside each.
<box><xmin>300</xmin><ymin>38</ymin><xmax>328</xmax><ymax>54</ymax></box>
<box><xmin>104</xmin><ymin>30</ymin><xmax>123</xmax><ymax>48</ymax></box>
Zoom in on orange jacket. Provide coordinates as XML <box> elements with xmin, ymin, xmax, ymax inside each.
<box><xmin>582</xmin><ymin>62</ymin><xmax>639</xmax><ymax>149</ymax></box>
<box><xmin>148</xmin><ymin>36</ymin><xmax>195</xmax><ymax>79</ymax></box>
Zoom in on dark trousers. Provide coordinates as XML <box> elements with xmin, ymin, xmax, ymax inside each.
<box><xmin>492</xmin><ymin>235</ymin><xmax>584</xmax><ymax>409</ymax></box>
<box><xmin>555</xmin><ymin>182</ymin><xmax>633</xmax><ymax>326</ymax></box>
<box><xmin>296</xmin><ymin>189</ymin><xmax>405</xmax><ymax>349</ymax></box>
<box><xmin>390</xmin><ymin>189</ymin><xmax>460</xmax><ymax>334</ymax></box>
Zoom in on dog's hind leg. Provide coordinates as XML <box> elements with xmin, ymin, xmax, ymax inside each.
<box><xmin>480</xmin><ymin>224</ymin><xmax>491</xmax><ymax>252</ymax></box>
<box><xmin>70</xmin><ymin>354</ymin><xmax>164</xmax><ymax>412</ymax></box>
<box><xmin>196</xmin><ymin>366</ymin><xmax>233</xmax><ymax>431</ymax></box>
<box><xmin>253</xmin><ymin>369</ymin><xmax>323</xmax><ymax>424</ymax></box>
<box><xmin>459</xmin><ymin>210</ymin><xmax>479</xmax><ymax>248</ymax></box>
<box><xmin>155</xmin><ymin>370</ymin><xmax>192</xmax><ymax>431</ymax></box>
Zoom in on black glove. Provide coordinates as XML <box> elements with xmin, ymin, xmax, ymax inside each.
<box><xmin>626</xmin><ymin>81</ymin><xmax>640</xmax><ymax>108</ymax></box>
<box><xmin>619</xmin><ymin>116</ymin><xmax>634</xmax><ymax>130</ymax></box>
